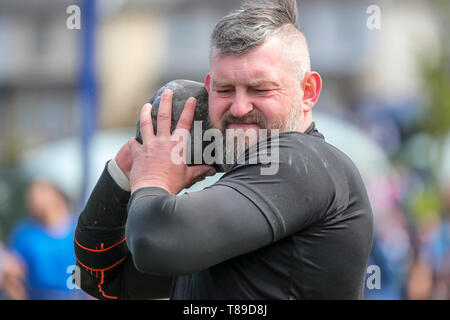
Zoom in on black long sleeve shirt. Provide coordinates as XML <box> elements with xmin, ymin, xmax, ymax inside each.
<box><xmin>74</xmin><ymin>123</ymin><xmax>373</xmax><ymax>299</ymax></box>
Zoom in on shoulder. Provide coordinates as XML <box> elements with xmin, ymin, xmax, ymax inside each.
<box><xmin>280</xmin><ymin>131</ymin><xmax>352</xmax><ymax>162</ymax></box>
<box><xmin>279</xmin><ymin>131</ymin><xmax>365</xmax><ymax>182</ymax></box>
<box><xmin>220</xmin><ymin>130</ymin><xmax>355</xmax><ymax>185</ymax></box>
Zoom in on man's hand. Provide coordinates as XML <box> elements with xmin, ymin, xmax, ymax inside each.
<box><xmin>114</xmin><ymin>141</ymin><xmax>132</xmax><ymax>179</ymax></box>
<box><xmin>128</xmin><ymin>89</ymin><xmax>216</xmax><ymax>194</ymax></box>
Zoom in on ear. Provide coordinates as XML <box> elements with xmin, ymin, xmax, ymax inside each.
<box><xmin>204</xmin><ymin>73</ymin><xmax>211</xmax><ymax>94</ymax></box>
<box><xmin>301</xmin><ymin>72</ymin><xmax>322</xmax><ymax>112</ymax></box>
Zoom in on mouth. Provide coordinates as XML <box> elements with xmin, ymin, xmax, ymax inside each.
<box><xmin>226</xmin><ymin>123</ymin><xmax>261</xmax><ymax>131</ymax></box>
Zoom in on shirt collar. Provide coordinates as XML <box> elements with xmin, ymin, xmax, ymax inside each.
<box><xmin>304</xmin><ymin>122</ymin><xmax>325</xmax><ymax>140</ymax></box>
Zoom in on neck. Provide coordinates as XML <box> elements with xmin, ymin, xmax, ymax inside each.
<box><xmin>298</xmin><ymin>111</ymin><xmax>313</xmax><ymax>133</ymax></box>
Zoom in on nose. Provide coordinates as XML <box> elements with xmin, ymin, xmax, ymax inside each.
<box><xmin>229</xmin><ymin>89</ymin><xmax>253</xmax><ymax>118</ymax></box>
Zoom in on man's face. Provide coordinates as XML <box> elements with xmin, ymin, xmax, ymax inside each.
<box><xmin>205</xmin><ymin>36</ymin><xmax>304</xmax><ymax>137</ymax></box>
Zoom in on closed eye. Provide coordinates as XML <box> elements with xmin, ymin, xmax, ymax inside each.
<box><xmin>252</xmin><ymin>88</ymin><xmax>271</xmax><ymax>94</ymax></box>
<box><xmin>215</xmin><ymin>89</ymin><xmax>233</xmax><ymax>95</ymax></box>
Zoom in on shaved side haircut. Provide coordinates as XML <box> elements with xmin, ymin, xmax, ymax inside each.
<box><xmin>210</xmin><ymin>0</ymin><xmax>311</xmax><ymax>81</ymax></box>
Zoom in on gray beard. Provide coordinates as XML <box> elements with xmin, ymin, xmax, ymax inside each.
<box><xmin>207</xmin><ymin>101</ymin><xmax>302</xmax><ymax>171</ymax></box>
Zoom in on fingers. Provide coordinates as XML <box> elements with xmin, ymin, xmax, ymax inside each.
<box><xmin>157</xmin><ymin>89</ymin><xmax>173</xmax><ymax>136</ymax></box>
<box><xmin>175</xmin><ymin>97</ymin><xmax>197</xmax><ymax>132</ymax></box>
<box><xmin>139</xmin><ymin>103</ymin><xmax>154</xmax><ymax>144</ymax></box>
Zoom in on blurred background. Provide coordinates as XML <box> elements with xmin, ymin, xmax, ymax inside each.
<box><xmin>0</xmin><ymin>0</ymin><xmax>449</xmax><ymax>299</ymax></box>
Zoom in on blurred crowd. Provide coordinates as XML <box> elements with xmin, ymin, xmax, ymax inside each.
<box><xmin>357</xmin><ymin>99</ymin><xmax>450</xmax><ymax>299</ymax></box>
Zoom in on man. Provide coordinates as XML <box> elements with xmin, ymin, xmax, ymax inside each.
<box><xmin>74</xmin><ymin>0</ymin><xmax>373</xmax><ymax>299</ymax></box>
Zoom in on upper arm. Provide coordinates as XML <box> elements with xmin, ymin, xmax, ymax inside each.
<box><xmin>126</xmin><ymin>185</ymin><xmax>272</xmax><ymax>275</ymax></box>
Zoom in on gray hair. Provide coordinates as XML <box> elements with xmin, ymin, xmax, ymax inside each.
<box><xmin>210</xmin><ymin>0</ymin><xmax>310</xmax><ymax>80</ymax></box>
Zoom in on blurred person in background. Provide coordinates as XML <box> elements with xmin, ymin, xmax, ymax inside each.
<box><xmin>363</xmin><ymin>169</ymin><xmax>414</xmax><ymax>300</ymax></box>
<box><xmin>408</xmin><ymin>186</ymin><xmax>450</xmax><ymax>299</ymax></box>
<box><xmin>428</xmin><ymin>187</ymin><xmax>450</xmax><ymax>299</ymax></box>
<box><xmin>0</xmin><ymin>242</ymin><xmax>26</xmax><ymax>299</ymax></box>
<box><xmin>8</xmin><ymin>179</ymin><xmax>80</xmax><ymax>299</ymax></box>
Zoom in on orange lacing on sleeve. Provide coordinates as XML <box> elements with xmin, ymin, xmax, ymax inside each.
<box><xmin>96</xmin><ymin>242</ymin><xmax>118</xmax><ymax>299</ymax></box>
<box><xmin>75</xmin><ymin>254</ymin><xmax>127</xmax><ymax>272</ymax></box>
<box><xmin>74</xmin><ymin>235</ymin><xmax>127</xmax><ymax>252</ymax></box>
<box><xmin>76</xmin><ymin>242</ymin><xmax>128</xmax><ymax>300</ymax></box>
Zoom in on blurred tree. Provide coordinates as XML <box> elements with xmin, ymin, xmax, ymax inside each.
<box><xmin>409</xmin><ymin>185</ymin><xmax>441</xmax><ymax>224</ymax></box>
<box><xmin>0</xmin><ymin>170</ymin><xmax>29</xmax><ymax>242</ymax></box>
<box><xmin>420</xmin><ymin>55</ymin><xmax>450</xmax><ymax>138</ymax></box>
<box><xmin>419</xmin><ymin>0</ymin><xmax>450</xmax><ymax>182</ymax></box>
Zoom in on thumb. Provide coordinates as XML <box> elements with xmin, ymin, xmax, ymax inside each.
<box><xmin>115</xmin><ymin>141</ymin><xmax>133</xmax><ymax>177</ymax></box>
<box><xmin>127</xmin><ymin>137</ymin><xmax>142</xmax><ymax>160</ymax></box>
<box><xmin>189</xmin><ymin>165</ymin><xmax>216</xmax><ymax>180</ymax></box>
<box><xmin>184</xmin><ymin>165</ymin><xmax>216</xmax><ymax>190</ymax></box>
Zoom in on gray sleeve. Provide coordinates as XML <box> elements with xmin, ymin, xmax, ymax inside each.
<box><xmin>125</xmin><ymin>184</ymin><xmax>273</xmax><ymax>276</ymax></box>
